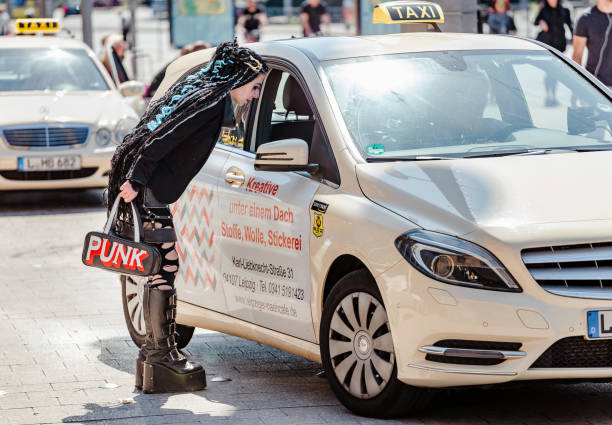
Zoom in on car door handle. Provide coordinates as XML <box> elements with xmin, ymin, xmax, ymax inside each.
<box><xmin>225</xmin><ymin>167</ymin><xmax>245</xmax><ymax>187</ymax></box>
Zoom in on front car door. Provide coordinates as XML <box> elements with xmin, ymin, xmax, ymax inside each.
<box><xmin>215</xmin><ymin>65</ymin><xmax>339</xmax><ymax>342</ymax></box>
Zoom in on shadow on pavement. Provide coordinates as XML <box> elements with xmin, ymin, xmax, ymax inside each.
<box><xmin>60</xmin><ymin>335</ymin><xmax>239</xmax><ymax>424</ymax></box>
<box><xmin>0</xmin><ymin>188</ymin><xmax>106</xmax><ymax>216</ymax></box>
<box><xmin>61</xmin><ymin>397</ymin><xmax>230</xmax><ymax>424</ymax></box>
<box><xmin>59</xmin><ymin>336</ymin><xmax>612</xmax><ymax>423</ymax></box>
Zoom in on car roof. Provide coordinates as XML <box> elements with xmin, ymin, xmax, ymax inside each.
<box><xmin>269</xmin><ymin>32</ymin><xmax>546</xmax><ymax>62</ymax></box>
<box><xmin>0</xmin><ymin>35</ymin><xmax>89</xmax><ymax>50</ymax></box>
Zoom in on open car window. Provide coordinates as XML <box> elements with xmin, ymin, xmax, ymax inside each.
<box><xmin>254</xmin><ymin>68</ymin><xmax>340</xmax><ymax>184</ymax></box>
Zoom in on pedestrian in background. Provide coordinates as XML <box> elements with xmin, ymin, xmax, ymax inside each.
<box><xmin>342</xmin><ymin>0</ymin><xmax>354</xmax><ymax>31</ymax></box>
<box><xmin>487</xmin><ymin>0</ymin><xmax>517</xmax><ymax>35</ymax></box>
<box><xmin>573</xmin><ymin>0</ymin><xmax>612</xmax><ymax>88</ymax></box>
<box><xmin>534</xmin><ymin>0</ymin><xmax>573</xmax><ymax>52</ymax></box>
<box><xmin>534</xmin><ymin>0</ymin><xmax>573</xmax><ymax>106</ymax></box>
<box><xmin>100</xmin><ymin>33</ymin><xmax>130</xmax><ymax>84</ymax></box>
<box><xmin>238</xmin><ymin>0</ymin><xmax>267</xmax><ymax>42</ymax></box>
<box><xmin>0</xmin><ymin>4</ymin><xmax>10</xmax><ymax>36</ymax></box>
<box><xmin>120</xmin><ymin>7</ymin><xmax>131</xmax><ymax>44</ymax></box>
<box><xmin>300</xmin><ymin>0</ymin><xmax>331</xmax><ymax>37</ymax></box>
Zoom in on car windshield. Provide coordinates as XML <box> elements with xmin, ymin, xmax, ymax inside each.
<box><xmin>0</xmin><ymin>48</ymin><xmax>109</xmax><ymax>92</ymax></box>
<box><xmin>322</xmin><ymin>50</ymin><xmax>612</xmax><ymax>159</ymax></box>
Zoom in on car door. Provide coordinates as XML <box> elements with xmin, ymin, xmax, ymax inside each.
<box><xmin>172</xmin><ymin>134</ymin><xmax>232</xmax><ymax>314</ymax></box>
<box><xmin>215</xmin><ymin>68</ymin><xmax>335</xmax><ymax>342</ymax></box>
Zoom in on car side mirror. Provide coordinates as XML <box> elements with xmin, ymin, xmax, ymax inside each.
<box><xmin>255</xmin><ymin>138</ymin><xmax>319</xmax><ymax>173</ymax></box>
<box><xmin>118</xmin><ymin>80</ymin><xmax>146</xmax><ymax>98</ymax></box>
<box><xmin>567</xmin><ymin>106</ymin><xmax>597</xmax><ymax>135</ymax></box>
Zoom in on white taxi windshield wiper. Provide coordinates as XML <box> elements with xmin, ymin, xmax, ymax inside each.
<box><xmin>463</xmin><ymin>149</ymin><xmax>535</xmax><ymax>158</ymax></box>
<box><xmin>366</xmin><ymin>155</ymin><xmax>457</xmax><ymax>162</ymax></box>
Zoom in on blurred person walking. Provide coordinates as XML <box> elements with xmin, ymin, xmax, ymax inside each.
<box><xmin>535</xmin><ymin>0</ymin><xmax>573</xmax><ymax>52</ymax></box>
<box><xmin>486</xmin><ymin>0</ymin><xmax>517</xmax><ymax>35</ymax></box>
<box><xmin>0</xmin><ymin>4</ymin><xmax>9</xmax><ymax>36</ymax></box>
<box><xmin>534</xmin><ymin>0</ymin><xmax>573</xmax><ymax>106</ymax></box>
<box><xmin>120</xmin><ymin>7</ymin><xmax>131</xmax><ymax>43</ymax></box>
<box><xmin>342</xmin><ymin>0</ymin><xmax>354</xmax><ymax>30</ymax></box>
<box><xmin>573</xmin><ymin>0</ymin><xmax>612</xmax><ymax>88</ymax></box>
<box><xmin>238</xmin><ymin>0</ymin><xmax>267</xmax><ymax>42</ymax></box>
<box><xmin>300</xmin><ymin>0</ymin><xmax>330</xmax><ymax>37</ymax></box>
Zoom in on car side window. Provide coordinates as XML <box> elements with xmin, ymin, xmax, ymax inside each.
<box><xmin>216</xmin><ymin>98</ymin><xmax>251</xmax><ymax>150</ymax></box>
<box><xmin>253</xmin><ymin>69</ymin><xmax>340</xmax><ymax>185</ymax></box>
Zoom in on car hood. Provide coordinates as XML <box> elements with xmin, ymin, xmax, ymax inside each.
<box><xmin>356</xmin><ymin>151</ymin><xmax>612</xmax><ymax>239</ymax></box>
<box><xmin>0</xmin><ymin>91</ymin><xmax>135</xmax><ymax>125</ymax></box>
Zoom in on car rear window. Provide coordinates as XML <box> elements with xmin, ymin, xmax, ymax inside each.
<box><xmin>0</xmin><ymin>48</ymin><xmax>109</xmax><ymax>92</ymax></box>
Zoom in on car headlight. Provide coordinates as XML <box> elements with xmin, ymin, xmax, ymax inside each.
<box><xmin>95</xmin><ymin>128</ymin><xmax>112</xmax><ymax>146</ymax></box>
<box><xmin>395</xmin><ymin>230</ymin><xmax>521</xmax><ymax>292</ymax></box>
<box><xmin>114</xmin><ymin>117</ymin><xmax>138</xmax><ymax>144</ymax></box>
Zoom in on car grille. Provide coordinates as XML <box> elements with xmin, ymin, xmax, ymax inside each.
<box><xmin>531</xmin><ymin>336</ymin><xmax>612</xmax><ymax>368</ymax></box>
<box><xmin>0</xmin><ymin>168</ymin><xmax>97</xmax><ymax>181</ymax></box>
<box><xmin>1</xmin><ymin>125</ymin><xmax>90</xmax><ymax>148</ymax></box>
<box><xmin>522</xmin><ymin>243</ymin><xmax>612</xmax><ymax>297</ymax></box>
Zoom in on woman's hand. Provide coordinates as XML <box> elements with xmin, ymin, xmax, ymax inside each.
<box><xmin>539</xmin><ymin>20</ymin><xmax>549</xmax><ymax>32</ymax></box>
<box><xmin>119</xmin><ymin>180</ymin><xmax>139</xmax><ymax>202</ymax></box>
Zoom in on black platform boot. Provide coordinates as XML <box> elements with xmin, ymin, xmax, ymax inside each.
<box><xmin>135</xmin><ymin>347</ymin><xmax>146</xmax><ymax>390</ymax></box>
<box><xmin>140</xmin><ymin>285</ymin><xmax>206</xmax><ymax>393</ymax></box>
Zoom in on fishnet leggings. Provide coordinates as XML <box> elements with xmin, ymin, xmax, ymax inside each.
<box><xmin>142</xmin><ymin>210</ymin><xmax>178</xmax><ymax>290</ymax></box>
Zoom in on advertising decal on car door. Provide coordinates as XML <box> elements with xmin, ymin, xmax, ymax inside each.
<box><xmin>218</xmin><ymin>157</ymin><xmax>319</xmax><ymax>341</ymax></box>
<box><xmin>172</xmin><ymin>149</ymin><xmax>231</xmax><ymax>313</ymax></box>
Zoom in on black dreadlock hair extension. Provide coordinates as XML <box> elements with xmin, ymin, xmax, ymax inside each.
<box><xmin>107</xmin><ymin>41</ymin><xmax>268</xmax><ymax>221</ymax></box>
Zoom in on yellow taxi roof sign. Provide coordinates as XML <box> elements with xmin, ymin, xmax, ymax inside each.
<box><xmin>372</xmin><ymin>1</ymin><xmax>444</xmax><ymax>25</ymax></box>
<box><xmin>15</xmin><ymin>18</ymin><xmax>61</xmax><ymax>35</ymax></box>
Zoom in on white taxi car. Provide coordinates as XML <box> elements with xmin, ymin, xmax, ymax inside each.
<box><xmin>0</xmin><ymin>19</ymin><xmax>139</xmax><ymax>191</ymax></box>
<box><xmin>121</xmin><ymin>2</ymin><xmax>612</xmax><ymax>417</ymax></box>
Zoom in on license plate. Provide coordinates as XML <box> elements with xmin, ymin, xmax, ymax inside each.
<box><xmin>18</xmin><ymin>155</ymin><xmax>81</xmax><ymax>171</ymax></box>
<box><xmin>587</xmin><ymin>310</ymin><xmax>612</xmax><ymax>339</ymax></box>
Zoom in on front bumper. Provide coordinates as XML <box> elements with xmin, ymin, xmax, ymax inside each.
<box><xmin>0</xmin><ymin>146</ymin><xmax>115</xmax><ymax>190</ymax></box>
<box><xmin>379</xmin><ymin>259</ymin><xmax>612</xmax><ymax>388</ymax></box>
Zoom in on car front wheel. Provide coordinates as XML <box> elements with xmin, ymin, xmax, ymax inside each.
<box><xmin>320</xmin><ymin>269</ymin><xmax>429</xmax><ymax>418</ymax></box>
<box><xmin>120</xmin><ymin>275</ymin><xmax>195</xmax><ymax>349</ymax></box>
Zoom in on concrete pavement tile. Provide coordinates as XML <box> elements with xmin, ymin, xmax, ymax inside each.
<box><xmin>2</xmin><ymin>408</ymin><xmax>38</xmax><ymax>425</ymax></box>
<box><xmin>0</xmin><ymin>384</ymin><xmax>52</xmax><ymax>393</ymax></box>
<box><xmin>50</xmin><ymin>380</ymin><xmax>107</xmax><ymax>391</ymax></box>
<box><xmin>24</xmin><ymin>390</ymin><xmax>60</xmax><ymax>407</ymax></box>
<box><xmin>17</xmin><ymin>371</ymin><xmax>48</xmax><ymax>386</ymax></box>
<box><xmin>0</xmin><ymin>393</ymin><xmax>30</xmax><ymax>410</ymax></box>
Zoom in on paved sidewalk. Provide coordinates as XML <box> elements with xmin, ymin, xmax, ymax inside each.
<box><xmin>5</xmin><ymin>192</ymin><xmax>612</xmax><ymax>425</ymax></box>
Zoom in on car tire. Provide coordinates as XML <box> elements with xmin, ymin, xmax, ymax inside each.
<box><xmin>320</xmin><ymin>269</ymin><xmax>429</xmax><ymax>418</ymax></box>
<box><xmin>120</xmin><ymin>275</ymin><xmax>195</xmax><ymax>349</ymax></box>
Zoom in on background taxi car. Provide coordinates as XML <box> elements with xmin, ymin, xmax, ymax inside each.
<box><xmin>121</xmin><ymin>2</ymin><xmax>612</xmax><ymax>417</ymax></box>
<box><xmin>0</xmin><ymin>19</ymin><xmax>139</xmax><ymax>191</ymax></box>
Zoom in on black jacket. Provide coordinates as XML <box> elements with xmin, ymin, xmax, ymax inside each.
<box><xmin>534</xmin><ymin>6</ymin><xmax>573</xmax><ymax>52</ymax></box>
<box><xmin>127</xmin><ymin>96</ymin><xmax>226</xmax><ymax>204</ymax></box>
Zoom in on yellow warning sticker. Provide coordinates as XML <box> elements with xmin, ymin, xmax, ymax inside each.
<box><xmin>313</xmin><ymin>212</ymin><xmax>324</xmax><ymax>238</ymax></box>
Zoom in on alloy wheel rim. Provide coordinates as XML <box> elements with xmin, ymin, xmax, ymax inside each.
<box><xmin>125</xmin><ymin>276</ymin><xmax>146</xmax><ymax>336</ymax></box>
<box><xmin>328</xmin><ymin>292</ymin><xmax>395</xmax><ymax>399</ymax></box>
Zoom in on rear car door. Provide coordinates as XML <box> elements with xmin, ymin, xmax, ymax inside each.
<box><xmin>172</xmin><ymin>130</ymin><xmax>232</xmax><ymax>314</ymax></box>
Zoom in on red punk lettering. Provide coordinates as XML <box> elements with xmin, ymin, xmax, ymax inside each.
<box><xmin>85</xmin><ymin>236</ymin><xmax>149</xmax><ymax>271</ymax></box>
